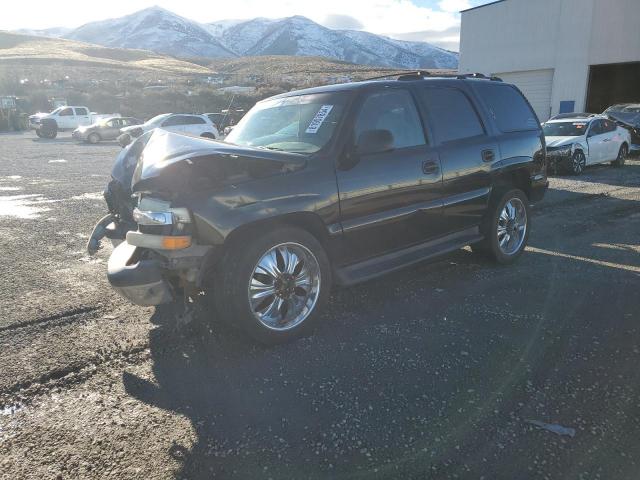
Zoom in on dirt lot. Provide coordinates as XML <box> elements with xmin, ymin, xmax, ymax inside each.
<box><xmin>1</xmin><ymin>131</ymin><xmax>639</xmax><ymax>479</ymax></box>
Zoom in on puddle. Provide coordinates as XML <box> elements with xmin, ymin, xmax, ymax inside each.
<box><xmin>0</xmin><ymin>194</ymin><xmax>54</xmax><ymax>219</ymax></box>
<box><xmin>1</xmin><ymin>175</ymin><xmax>22</xmax><ymax>181</ymax></box>
<box><xmin>48</xmin><ymin>159</ymin><xmax>67</xmax><ymax>164</ymax></box>
<box><xmin>71</xmin><ymin>192</ymin><xmax>103</xmax><ymax>201</ymax></box>
<box><xmin>0</xmin><ymin>187</ymin><xmax>21</xmax><ymax>191</ymax></box>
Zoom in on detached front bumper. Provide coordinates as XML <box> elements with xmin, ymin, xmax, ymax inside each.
<box><xmin>107</xmin><ymin>242</ymin><xmax>175</xmax><ymax>306</ymax></box>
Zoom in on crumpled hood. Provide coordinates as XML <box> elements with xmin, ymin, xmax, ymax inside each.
<box><xmin>606</xmin><ymin>111</ymin><xmax>640</xmax><ymax>128</ymax></box>
<box><xmin>131</xmin><ymin>129</ymin><xmax>306</xmax><ymax>194</ymax></box>
<box><xmin>546</xmin><ymin>136</ymin><xmax>582</xmax><ymax>148</ymax></box>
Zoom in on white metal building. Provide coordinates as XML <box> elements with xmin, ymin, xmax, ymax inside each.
<box><xmin>458</xmin><ymin>0</ymin><xmax>640</xmax><ymax>121</ymax></box>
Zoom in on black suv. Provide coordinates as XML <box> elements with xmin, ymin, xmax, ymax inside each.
<box><xmin>102</xmin><ymin>75</ymin><xmax>548</xmax><ymax>344</ymax></box>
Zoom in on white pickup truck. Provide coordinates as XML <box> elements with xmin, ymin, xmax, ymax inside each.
<box><xmin>29</xmin><ymin>106</ymin><xmax>119</xmax><ymax>139</ymax></box>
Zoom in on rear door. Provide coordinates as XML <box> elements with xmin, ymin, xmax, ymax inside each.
<box><xmin>601</xmin><ymin>119</ymin><xmax>620</xmax><ymax>160</ymax></box>
<box><xmin>336</xmin><ymin>87</ymin><xmax>444</xmax><ymax>263</ymax></box>
<box><xmin>181</xmin><ymin>115</ymin><xmax>207</xmax><ymax>136</ymax></box>
<box><xmin>416</xmin><ymin>85</ymin><xmax>497</xmax><ymax>234</ymax></box>
<box><xmin>103</xmin><ymin>119</ymin><xmax>121</xmax><ymax>139</ymax></box>
<box><xmin>74</xmin><ymin>107</ymin><xmax>91</xmax><ymax>127</ymax></box>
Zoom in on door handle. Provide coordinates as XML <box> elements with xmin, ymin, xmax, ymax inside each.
<box><xmin>602</xmin><ymin>138</ymin><xmax>611</xmax><ymax>142</ymax></box>
<box><xmin>482</xmin><ymin>149</ymin><xmax>495</xmax><ymax>162</ymax></box>
<box><xmin>422</xmin><ymin>160</ymin><xmax>439</xmax><ymax>175</ymax></box>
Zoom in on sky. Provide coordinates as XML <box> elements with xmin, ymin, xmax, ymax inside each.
<box><xmin>3</xmin><ymin>0</ymin><xmax>495</xmax><ymax>51</ymax></box>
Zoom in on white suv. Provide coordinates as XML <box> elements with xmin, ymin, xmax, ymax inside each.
<box><xmin>543</xmin><ymin>115</ymin><xmax>631</xmax><ymax>175</ymax></box>
<box><xmin>119</xmin><ymin>113</ymin><xmax>220</xmax><ymax>145</ymax></box>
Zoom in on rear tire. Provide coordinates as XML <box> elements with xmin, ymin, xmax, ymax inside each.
<box><xmin>472</xmin><ymin>189</ymin><xmax>530</xmax><ymax>265</ymax></box>
<box><xmin>35</xmin><ymin>129</ymin><xmax>43</xmax><ymax>138</ymax></box>
<box><xmin>612</xmin><ymin>144</ymin><xmax>627</xmax><ymax>167</ymax></box>
<box><xmin>213</xmin><ymin>226</ymin><xmax>331</xmax><ymax>344</ymax></box>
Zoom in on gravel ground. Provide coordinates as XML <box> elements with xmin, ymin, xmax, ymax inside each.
<box><xmin>1</xmin><ymin>131</ymin><xmax>639</xmax><ymax>479</ymax></box>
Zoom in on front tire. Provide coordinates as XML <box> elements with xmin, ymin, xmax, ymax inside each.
<box><xmin>472</xmin><ymin>189</ymin><xmax>530</xmax><ymax>264</ymax></box>
<box><xmin>567</xmin><ymin>150</ymin><xmax>586</xmax><ymax>175</ymax></box>
<box><xmin>213</xmin><ymin>227</ymin><xmax>331</xmax><ymax>344</ymax></box>
<box><xmin>88</xmin><ymin>132</ymin><xmax>100</xmax><ymax>144</ymax></box>
<box><xmin>612</xmin><ymin>144</ymin><xmax>627</xmax><ymax>167</ymax></box>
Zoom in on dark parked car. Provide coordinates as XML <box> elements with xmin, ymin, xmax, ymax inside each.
<box><xmin>604</xmin><ymin>104</ymin><xmax>640</xmax><ymax>156</ymax></box>
<box><xmin>98</xmin><ymin>74</ymin><xmax>548</xmax><ymax>344</ymax></box>
<box><xmin>73</xmin><ymin>117</ymin><xmax>142</xmax><ymax>143</ymax></box>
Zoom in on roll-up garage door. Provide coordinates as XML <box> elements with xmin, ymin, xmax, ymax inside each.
<box><xmin>493</xmin><ymin>69</ymin><xmax>554</xmax><ymax>121</ymax></box>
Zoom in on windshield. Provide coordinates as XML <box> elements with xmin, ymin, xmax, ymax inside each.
<box><xmin>543</xmin><ymin>121</ymin><xmax>589</xmax><ymax>137</ymax></box>
<box><xmin>225</xmin><ymin>92</ymin><xmax>348</xmax><ymax>154</ymax></box>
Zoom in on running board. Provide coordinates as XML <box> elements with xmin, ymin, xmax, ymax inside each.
<box><xmin>334</xmin><ymin>228</ymin><xmax>483</xmax><ymax>286</ymax></box>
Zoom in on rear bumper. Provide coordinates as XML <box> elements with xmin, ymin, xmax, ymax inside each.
<box><xmin>107</xmin><ymin>242</ymin><xmax>174</xmax><ymax>306</ymax></box>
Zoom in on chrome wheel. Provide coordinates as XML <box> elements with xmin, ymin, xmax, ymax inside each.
<box><xmin>497</xmin><ymin>197</ymin><xmax>527</xmax><ymax>256</ymax></box>
<box><xmin>571</xmin><ymin>151</ymin><xmax>586</xmax><ymax>174</ymax></box>
<box><xmin>248</xmin><ymin>242</ymin><xmax>321</xmax><ymax>331</ymax></box>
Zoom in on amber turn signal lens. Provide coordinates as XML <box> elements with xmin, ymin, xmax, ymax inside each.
<box><xmin>160</xmin><ymin>236</ymin><xmax>191</xmax><ymax>250</ymax></box>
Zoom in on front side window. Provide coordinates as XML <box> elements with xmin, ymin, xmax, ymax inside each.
<box><xmin>474</xmin><ymin>83</ymin><xmax>539</xmax><ymax>132</ymax></box>
<box><xmin>588</xmin><ymin>120</ymin><xmax>603</xmax><ymax>136</ymax></box>
<box><xmin>226</xmin><ymin>92</ymin><xmax>349</xmax><ymax>154</ymax></box>
<box><xmin>354</xmin><ymin>89</ymin><xmax>426</xmax><ymax>150</ymax></box>
<box><xmin>418</xmin><ymin>87</ymin><xmax>484</xmax><ymax>143</ymax></box>
<box><xmin>59</xmin><ymin>108</ymin><xmax>73</xmax><ymax>117</ymax></box>
<box><xmin>182</xmin><ymin>116</ymin><xmax>206</xmax><ymax>125</ymax></box>
<box><xmin>162</xmin><ymin>116</ymin><xmax>185</xmax><ymax>127</ymax></box>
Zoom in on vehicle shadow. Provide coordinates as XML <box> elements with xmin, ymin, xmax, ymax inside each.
<box><xmin>547</xmin><ymin>161</ymin><xmax>640</xmax><ymax>188</ymax></box>
<box><xmin>119</xmin><ymin>241</ymin><xmax>638</xmax><ymax>480</ymax></box>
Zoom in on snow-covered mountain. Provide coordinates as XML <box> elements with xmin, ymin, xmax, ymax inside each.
<box><xmin>28</xmin><ymin>7</ymin><xmax>457</xmax><ymax>68</ymax></box>
<box><xmin>209</xmin><ymin>16</ymin><xmax>458</xmax><ymax>69</ymax></box>
<box><xmin>66</xmin><ymin>6</ymin><xmax>236</xmax><ymax>58</ymax></box>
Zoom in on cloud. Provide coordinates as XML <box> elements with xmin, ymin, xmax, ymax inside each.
<box><xmin>437</xmin><ymin>0</ymin><xmax>472</xmax><ymax>13</ymax></box>
<box><xmin>322</xmin><ymin>14</ymin><xmax>364</xmax><ymax>30</ymax></box>
<box><xmin>389</xmin><ymin>25</ymin><xmax>461</xmax><ymax>51</ymax></box>
<box><xmin>2</xmin><ymin>0</ymin><xmax>465</xmax><ymax>36</ymax></box>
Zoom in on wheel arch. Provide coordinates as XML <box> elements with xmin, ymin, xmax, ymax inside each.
<box><xmin>198</xmin><ymin>211</ymin><xmax>333</xmax><ymax>284</ymax></box>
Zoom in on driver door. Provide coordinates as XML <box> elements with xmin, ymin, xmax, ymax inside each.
<box><xmin>586</xmin><ymin>120</ymin><xmax>606</xmax><ymax>164</ymax></box>
<box><xmin>336</xmin><ymin>87</ymin><xmax>444</xmax><ymax>264</ymax></box>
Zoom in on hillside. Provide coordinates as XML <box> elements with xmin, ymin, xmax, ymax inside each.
<box><xmin>0</xmin><ymin>31</ymin><xmax>214</xmax><ymax>79</ymax></box>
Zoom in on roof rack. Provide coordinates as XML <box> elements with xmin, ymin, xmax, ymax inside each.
<box><xmin>456</xmin><ymin>73</ymin><xmax>503</xmax><ymax>82</ymax></box>
<box><xmin>361</xmin><ymin>71</ymin><xmax>503</xmax><ymax>82</ymax></box>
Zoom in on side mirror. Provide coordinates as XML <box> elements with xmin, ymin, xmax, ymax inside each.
<box><xmin>356</xmin><ymin>129</ymin><xmax>394</xmax><ymax>155</ymax></box>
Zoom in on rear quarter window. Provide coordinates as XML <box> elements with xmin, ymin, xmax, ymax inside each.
<box><xmin>474</xmin><ymin>83</ymin><xmax>540</xmax><ymax>133</ymax></box>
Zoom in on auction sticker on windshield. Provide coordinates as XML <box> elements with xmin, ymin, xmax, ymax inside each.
<box><xmin>306</xmin><ymin>105</ymin><xmax>334</xmax><ymax>134</ymax></box>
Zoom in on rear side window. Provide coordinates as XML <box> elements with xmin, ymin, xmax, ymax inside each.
<box><xmin>354</xmin><ymin>89</ymin><xmax>426</xmax><ymax>149</ymax></box>
<box><xmin>418</xmin><ymin>87</ymin><xmax>484</xmax><ymax>143</ymax></box>
<box><xmin>75</xmin><ymin>107</ymin><xmax>88</xmax><ymax>116</ymax></box>
<box><xmin>474</xmin><ymin>83</ymin><xmax>539</xmax><ymax>132</ymax></box>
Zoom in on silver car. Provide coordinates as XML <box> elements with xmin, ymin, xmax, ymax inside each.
<box><xmin>73</xmin><ymin>117</ymin><xmax>142</xmax><ymax>143</ymax></box>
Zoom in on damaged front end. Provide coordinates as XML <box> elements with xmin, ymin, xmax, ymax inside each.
<box><xmin>103</xmin><ymin>129</ymin><xmax>305</xmax><ymax>307</ymax></box>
